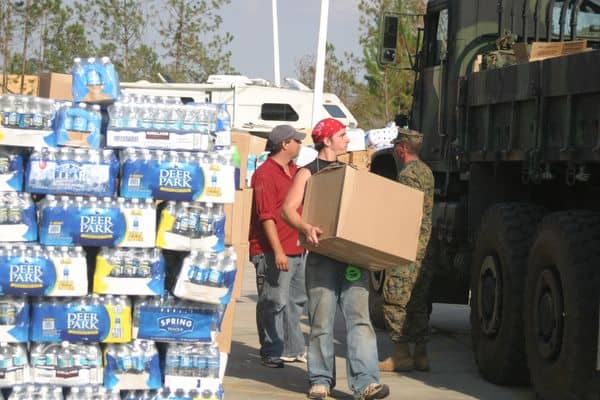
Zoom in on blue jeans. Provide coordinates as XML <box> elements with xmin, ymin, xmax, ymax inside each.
<box><xmin>253</xmin><ymin>253</ymin><xmax>307</xmax><ymax>358</ymax></box>
<box><xmin>306</xmin><ymin>252</ymin><xmax>380</xmax><ymax>397</ymax></box>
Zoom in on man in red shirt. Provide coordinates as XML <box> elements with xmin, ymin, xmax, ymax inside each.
<box><xmin>249</xmin><ymin>124</ymin><xmax>307</xmax><ymax>368</ymax></box>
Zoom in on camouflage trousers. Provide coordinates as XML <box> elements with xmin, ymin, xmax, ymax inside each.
<box><xmin>383</xmin><ymin>260</ymin><xmax>433</xmax><ymax>343</ymax></box>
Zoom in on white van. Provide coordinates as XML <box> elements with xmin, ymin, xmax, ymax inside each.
<box><xmin>120</xmin><ymin>75</ymin><xmax>357</xmax><ymax>138</ymax></box>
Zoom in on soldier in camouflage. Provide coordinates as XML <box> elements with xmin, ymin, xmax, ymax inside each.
<box><xmin>379</xmin><ymin>128</ymin><xmax>435</xmax><ymax>373</ymax></box>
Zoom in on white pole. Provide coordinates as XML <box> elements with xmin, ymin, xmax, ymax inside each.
<box><xmin>311</xmin><ymin>0</ymin><xmax>329</xmax><ymax>127</ymax></box>
<box><xmin>272</xmin><ymin>0</ymin><xmax>281</xmax><ymax>87</ymax></box>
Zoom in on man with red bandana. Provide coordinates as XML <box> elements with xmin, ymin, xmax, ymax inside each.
<box><xmin>282</xmin><ymin>118</ymin><xmax>390</xmax><ymax>400</ymax></box>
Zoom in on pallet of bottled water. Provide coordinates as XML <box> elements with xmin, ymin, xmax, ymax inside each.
<box><xmin>0</xmin><ymin>244</ymin><xmax>87</xmax><ymax>297</ymax></box>
<box><xmin>0</xmin><ymin>150</ymin><xmax>24</xmax><ymax>192</ymax></box>
<box><xmin>53</xmin><ymin>102</ymin><xmax>103</xmax><ymax>149</ymax></box>
<box><xmin>26</xmin><ymin>148</ymin><xmax>118</xmax><ymax>197</ymax></box>
<box><xmin>163</xmin><ymin>342</ymin><xmax>222</xmax><ymax>394</ymax></box>
<box><xmin>106</xmin><ymin>95</ymin><xmax>218</xmax><ymax>151</ymax></box>
<box><xmin>0</xmin><ymin>343</ymin><xmax>28</xmax><ymax>386</ymax></box>
<box><xmin>0</xmin><ymin>296</ymin><xmax>29</xmax><ymax>342</ymax></box>
<box><xmin>120</xmin><ymin>149</ymin><xmax>235</xmax><ymax>203</ymax></box>
<box><xmin>72</xmin><ymin>57</ymin><xmax>119</xmax><ymax>104</ymax></box>
<box><xmin>122</xmin><ymin>387</ymin><xmax>224</xmax><ymax>400</ymax></box>
<box><xmin>0</xmin><ymin>192</ymin><xmax>37</xmax><ymax>242</ymax></box>
<box><xmin>30</xmin><ymin>295</ymin><xmax>132</xmax><ymax>343</ymax></box>
<box><xmin>173</xmin><ymin>249</ymin><xmax>237</xmax><ymax>305</ymax></box>
<box><xmin>132</xmin><ymin>295</ymin><xmax>221</xmax><ymax>343</ymax></box>
<box><xmin>0</xmin><ymin>94</ymin><xmax>57</xmax><ymax>148</ymax></box>
<box><xmin>104</xmin><ymin>340</ymin><xmax>161</xmax><ymax>390</ymax></box>
<box><xmin>156</xmin><ymin>202</ymin><xmax>226</xmax><ymax>252</ymax></box>
<box><xmin>9</xmin><ymin>384</ymin><xmax>65</xmax><ymax>400</ymax></box>
<box><xmin>38</xmin><ymin>196</ymin><xmax>156</xmax><ymax>248</ymax></box>
<box><xmin>93</xmin><ymin>248</ymin><xmax>165</xmax><ymax>296</ymax></box>
<box><xmin>30</xmin><ymin>341</ymin><xmax>102</xmax><ymax>386</ymax></box>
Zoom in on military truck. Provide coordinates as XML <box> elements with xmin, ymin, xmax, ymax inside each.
<box><xmin>370</xmin><ymin>1</ymin><xmax>600</xmax><ymax>399</ymax></box>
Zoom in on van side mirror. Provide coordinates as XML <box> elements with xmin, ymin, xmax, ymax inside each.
<box><xmin>378</xmin><ymin>13</ymin><xmax>424</xmax><ymax>70</ymax></box>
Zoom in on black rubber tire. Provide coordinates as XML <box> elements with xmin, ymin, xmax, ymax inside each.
<box><xmin>470</xmin><ymin>203</ymin><xmax>545</xmax><ymax>385</ymax></box>
<box><xmin>524</xmin><ymin>211</ymin><xmax>600</xmax><ymax>400</ymax></box>
<box><xmin>369</xmin><ymin>270</ymin><xmax>386</xmax><ymax>329</ymax></box>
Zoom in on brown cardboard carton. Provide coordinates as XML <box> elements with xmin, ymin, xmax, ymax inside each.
<box><xmin>224</xmin><ymin>189</ymin><xmax>254</xmax><ymax>245</ymax></box>
<box><xmin>349</xmin><ymin>149</ymin><xmax>376</xmax><ymax>170</ymax></box>
<box><xmin>0</xmin><ymin>74</ymin><xmax>39</xmax><ymax>95</ymax></box>
<box><xmin>215</xmin><ymin>300</ymin><xmax>236</xmax><ymax>353</ymax></box>
<box><xmin>231</xmin><ymin>130</ymin><xmax>267</xmax><ymax>189</ymax></box>
<box><xmin>337</xmin><ymin>152</ymin><xmax>351</xmax><ymax>164</ymax></box>
<box><xmin>232</xmin><ymin>242</ymin><xmax>249</xmax><ymax>300</ymax></box>
<box><xmin>513</xmin><ymin>40</ymin><xmax>589</xmax><ymax>63</ymax></box>
<box><xmin>38</xmin><ymin>72</ymin><xmax>72</xmax><ymax>100</ymax></box>
<box><xmin>300</xmin><ymin>164</ymin><xmax>423</xmax><ymax>271</ymax></box>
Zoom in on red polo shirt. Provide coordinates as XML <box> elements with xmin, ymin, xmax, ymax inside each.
<box><xmin>249</xmin><ymin>157</ymin><xmax>303</xmax><ymax>257</ymax></box>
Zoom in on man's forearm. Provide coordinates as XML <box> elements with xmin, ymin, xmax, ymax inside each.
<box><xmin>262</xmin><ymin>219</ymin><xmax>285</xmax><ymax>255</ymax></box>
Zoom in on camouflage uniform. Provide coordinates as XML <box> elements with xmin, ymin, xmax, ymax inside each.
<box><xmin>383</xmin><ymin>157</ymin><xmax>434</xmax><ymax>344</ymax></box>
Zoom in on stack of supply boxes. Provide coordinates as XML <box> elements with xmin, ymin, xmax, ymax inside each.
<box><xmin>0</xmin><ymin>56</ymin><xmax>246</xmax><ymax>400</ymax></box>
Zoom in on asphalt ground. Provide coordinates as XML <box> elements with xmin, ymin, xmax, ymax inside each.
<box><xmin>223</xmin><ymin>262</ymin><xmax>535</xmax><ymax>399</ymax></box>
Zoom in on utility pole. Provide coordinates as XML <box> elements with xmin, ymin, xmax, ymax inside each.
<box><xmin>272</xmin><ymin>0</ymin><xmax>281</xmax><ymax>87</ymax></box>
<box><xmin>311</xmin><ymin>0</ymin><xmax>329</xmax><ymax>127</ymax></box>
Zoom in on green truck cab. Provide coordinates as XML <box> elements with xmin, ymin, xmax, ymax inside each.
<box><xmin>371</xmin><ymin>1</ymin><xmax>600</xmax><ymax>398</ymax></box>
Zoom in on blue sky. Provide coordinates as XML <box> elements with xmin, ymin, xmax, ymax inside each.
<box><xmin>219</xmin><ymin>1</ymin><xmax>363</xmax><ymax>82</ymax></box>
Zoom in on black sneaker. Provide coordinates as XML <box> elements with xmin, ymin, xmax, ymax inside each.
<box><xmin>261</xmin><ymin>356</ymin><xmax>284</xmax><ymax>368</ymax></box>
<box><xmin>360</xmin><ymin>383</ymin><xmax>390</xmax><ymax>400</ymax></box>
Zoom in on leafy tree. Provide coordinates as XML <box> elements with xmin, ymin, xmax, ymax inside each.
<box><xmin>45</xmin><ymin>21</ymin><xmax>96</xmax><ymax>73</ymax></box>
<box><xmin>159</xmin><ymin>0</ymin><xmax>235</xmax><ymax>82</ymax></box>
<box><xmin>294</xmin><ymin>43</ymin><xmax>364</xmax><ymax>116</ymax></box>
<box><xmin>357</xmin><ymin>0</ymin><xmax>425</xmax><ymax>128</ymax></box>
<box><xmin>91</xmin><ymin>0</ymin><xmax>147</xmax><ymax>81</ymax></box>
<box><xmin>127</xmin><ymin>44</ymin><xmax>163</xmax><ymax>82</ymax></box>
<box><xmin>0</xmin><ymin>1</ymin><xmax>18</xmax><ymax>91</ymax></box>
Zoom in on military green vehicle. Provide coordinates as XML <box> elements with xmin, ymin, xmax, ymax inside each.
<box><xmin>370</xmin><ymin>1</ymin><xmax>600</xmax><ymax>399</ymax></box>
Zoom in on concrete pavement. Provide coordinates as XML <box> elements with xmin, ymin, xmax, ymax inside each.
<box><xmin>223</xmin><ymin>262</ymin><xmax>534</xmax><ymax>399</ymax></box>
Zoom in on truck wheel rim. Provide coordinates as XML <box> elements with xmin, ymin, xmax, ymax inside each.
<box><xmin>478</xmin><ymin>255</ymin><xmax>502</xmax><ymax>336</ymax></box>
<box><xmin>533</xmin><ymin>267</ymin><xmax>564</xmax><ymax>361</ymax></box>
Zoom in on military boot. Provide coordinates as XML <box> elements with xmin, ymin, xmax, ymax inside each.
<box><xmin>379</xmin><ymin>343</ymin><xmax>414</xmax><ymax>372</ymax></box>
<box><xmin>413</xmin><ymin>342</ymin><xmax>430</xmax><ymax>371</ymax></box>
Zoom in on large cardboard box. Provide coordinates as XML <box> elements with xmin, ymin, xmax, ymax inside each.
<box><xmin>0</xmin><ymin>74</ymin><xmax>39</xmax><ymax>95</ymax></box>
<box><xmin>224</xmin><ymin>189</ymin><xmax>254</xmax><ymax>245</ymax></box>
<box><xmin>38</xmin><ymin>72</ymin><xmax>72</xmax><ymax>100</ymax></box>
<box><xmin>231</xmin><ymin>130</ymin><xmax>267</xmax><ymax>189</ymax></box>
<box><xmin>232</xmin><ymin>242</ymin><xmax>249</xmax><ymax>300</ymax></box>
<box><xmin>215</xmin><ymin>299</ymin><xmax>237</xmax><ymax>353</ymax></box>
<box><xmin>301</xmin><ymin>164</ymin><xmax>423</xmax><ymax>271</ymax></box>
<box><xmin>513</xmin><ymin>40</ymin><xmax>589</xmax><ymax>63</ymax></box>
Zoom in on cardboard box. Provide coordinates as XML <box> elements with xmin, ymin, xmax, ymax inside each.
<box><xmin>231</xmin><ymin>130</ymin><xmax>267</xmax><ymax>188</ymax></box>
<box><xmin>514</xmin><ymin>40</ymin><xmax>589</xmax><ymax>63</ymax></box>
<box><xmin>232</xmin><ymin>242</ymin><xmax>249</xmax><ymax>300</ymax></box>
<box><xmin>38</xmin><ymin>72</ymin><xmax>72</xmax><ymax>100</ymax></box>
<box><xmin>224</xmin><ymin>189</ymin><xmax>254</xmax><ymax>245</ymax></box>
<box><xmin>349</xmin><ymin>149</ymin><xmax>376</xmax><ymax>170</ymax></box>
<box><xmin>301</xmin><ymin>164</ymin><xmax>423</xmax><ymax>271</ymax></box>
<box><xmin>0</xmin><ymin>74</ymin><xmax>39</xmax><ymax>95</ymax></box>
<box><xmin>216</xmin><ymin>299</ymin><xmax>237</xmax><ymax>353</ymax></box>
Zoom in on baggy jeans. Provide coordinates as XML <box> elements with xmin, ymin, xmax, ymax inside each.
<box><xmin>305</xmin><ymin>252</ymin><xmax>380</xmax><ymax>396</ymax></box>
<box><xmin>253</xmin><ymin>252</ymin><xmax>307</xmax><ymax>358</ymax></box>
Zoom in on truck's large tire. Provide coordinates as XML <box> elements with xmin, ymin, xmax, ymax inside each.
<box><xmin>470</xmin><ymin>203</ymin><xmax>545</xmax><ymax>384</ymax></box>
<box><xmin>524</xmin><ymin>211</ymin><xmax>600</xmax><ymax>400</ymax></box>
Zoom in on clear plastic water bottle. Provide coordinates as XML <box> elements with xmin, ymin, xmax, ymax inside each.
<box><xmin>31</xmin><ymin>97</ymin><xmax>44</xmax><ymax>129</ymax></box>
<box><xmin>165</xmin><ymin>344</ymin><xmax>179</xmax><ymax>376</ymax></box>
<box><xmin>109</xmin><ymin>103</ymin><xmax>124</xmax><ymax>128</ymax></box>
<box><xmin>206</xmin><ymin>253</ymin><xmax>224</xmax><ymax>287</ymax></box>
<box><xmin>86</xmin><ymin>57</ymin><xmax>101</xmax><ymax>86</ymax></box>
<box><xmin>207</xmin><ymin>343</ymin><xmax>220</xmax><ymax>378</ymax></box>
<box><xmin>72</xmin><ymin>103</ymin><xmax>88</xmax><ymax>132</ymax></box>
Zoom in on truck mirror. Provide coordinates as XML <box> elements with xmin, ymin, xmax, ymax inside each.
<box><xmin>380</xmin><ymin>15</ymin><xmax>399</xmax><ymax>64</ymax></box>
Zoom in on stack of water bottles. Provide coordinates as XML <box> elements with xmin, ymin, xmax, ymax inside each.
<box><xmin>0</xmin><ymin>53</ymin><xmax>241</xmax><ymax>400</ymax></box>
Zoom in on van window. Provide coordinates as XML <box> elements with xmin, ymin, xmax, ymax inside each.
<box><xmin>426</xmin><ymin>8</ymin><xmax>449</xmax><ymax>66</ymax></box>
<box><xmin>261</xmin><ymin>103</ymin><xmax>299</xmax><ymax>121</ymax></box>
<box><xmin>323</xmin><ymin>104</ymin><xmax>347</xmax><ymax>118</ymax></box>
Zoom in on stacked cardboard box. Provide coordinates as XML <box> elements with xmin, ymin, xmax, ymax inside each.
<box><xmin>338</xmin><ymin>149</ymin><xmax>376</xmax><ymax>171</ymax></box>
<box><xmin>217</xmin><ymin>131</ymin><xmax>267</xmax><ymax>352</ymax></box>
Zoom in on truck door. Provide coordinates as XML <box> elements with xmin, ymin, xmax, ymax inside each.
<box><xmin>418</xmin><ymin>4</ymin><xmax>449</xmax><ymax>162</ymax></box>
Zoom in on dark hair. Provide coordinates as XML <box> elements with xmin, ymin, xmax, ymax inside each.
<box><xmin>314</xmin><ymin>142</ymin><xmax>325</xmax><ymax>151</ymax></box>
